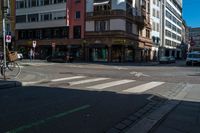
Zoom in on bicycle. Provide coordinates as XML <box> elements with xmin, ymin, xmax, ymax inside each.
<box><xmin>0</xmin><ymin>48</ymin><xmax>21</xmax><ymax>78</ymax></box>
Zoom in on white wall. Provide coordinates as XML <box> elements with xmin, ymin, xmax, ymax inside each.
<box><xmin>110</xmin><ymin>19</ymin><xmax>126</xmax><ymax>31</ymax></box>
<box><xmin>86</xmin><ymin>21</ymin><xmax>95</xmax><ymax>31</ymax></box>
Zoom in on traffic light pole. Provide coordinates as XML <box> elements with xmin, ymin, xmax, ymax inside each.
<box><xmin>3</xmin><ymin>17</ymin><xmax>6</xmax><ymax>80</ymax></box>
<box><xmin>2</xmin><ymin>0</ymin><xmax>9</xmax><ymax>80</ymax></box>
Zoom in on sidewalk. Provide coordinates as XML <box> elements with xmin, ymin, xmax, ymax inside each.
<box><xmin>150</xmin><ymin>84</ymin><xmax>200</xmax><ymax>133</ymax></box>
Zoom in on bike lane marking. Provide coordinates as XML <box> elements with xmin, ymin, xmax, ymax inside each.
<box><xmin>6</xmin><ymin>104</ymin><xmax>90</xmax><ymax>133</ymax></box>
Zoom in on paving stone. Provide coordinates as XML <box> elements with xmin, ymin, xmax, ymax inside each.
<box><xmin>121</xmin><ymin>119</ymin><xmax>133</xmax><ymax>126</ymax></box>
<box><xmin>115</xmin><ymin>123</ymin><xmax>127</xmax><ymax>130</ymax></box>
<box><xmin>106</xmin><ymin>128</ymin><xmax>120</xmax><ymax>133</ymax></box>
<box><xmin>128</xmin><ymin>115</ymin><xmax>138</xmax><ymax>121</ymax></box>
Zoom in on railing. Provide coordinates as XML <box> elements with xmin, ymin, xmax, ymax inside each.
<box><xmin>86</xmin><ymin>10</ymin><xmax>147</xmax><ymax>24</ymax></box>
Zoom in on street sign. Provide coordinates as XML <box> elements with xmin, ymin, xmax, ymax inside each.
<box><xmin>5</xmin><ymin>35</ymin><xmax>11</xmax><ymax>43</ymax></box>
<box><xmin>33</xmin><ymin>41</ymin><xmax>37</xmax><ymax>48</ymax></box>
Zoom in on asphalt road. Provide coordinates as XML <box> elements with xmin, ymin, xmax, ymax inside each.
<box><xmin>0</xmin><ymin>60</ymin><xmax>199</xmax><ymax>133</ymax></box>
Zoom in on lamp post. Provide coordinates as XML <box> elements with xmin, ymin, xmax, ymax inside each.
<box><xmin>1</xmin><ymin>0</ymin><xmax>10</xmax><ymax>80</ymax></box>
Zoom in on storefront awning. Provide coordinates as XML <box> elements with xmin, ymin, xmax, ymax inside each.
<box><xmin>93</xmin><ymin>0</ymin><xmax>110</xmax><ymax>6</ymax></box>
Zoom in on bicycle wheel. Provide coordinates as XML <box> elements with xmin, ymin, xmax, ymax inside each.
<box><xmin>5</xmin><ymin>61</ymin><xmax>21</xmax><ymax>78</ymax></box>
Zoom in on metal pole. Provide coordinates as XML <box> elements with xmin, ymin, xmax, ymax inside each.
<box><xmin>3</xmin><ymin>17</ymin><xmax>6</xmax><ymax>80</ymax></box>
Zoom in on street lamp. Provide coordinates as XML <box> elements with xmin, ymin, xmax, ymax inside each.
<box><xmin>1</xmin><ymin>0</ymin><xmax>10</xmax><ymax>80</ymax></box>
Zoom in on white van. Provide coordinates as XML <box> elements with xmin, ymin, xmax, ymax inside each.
<box><xmin>186</xmin><ymin>51</ymin><xmax>200</xmax><ymax>65</ymax></box>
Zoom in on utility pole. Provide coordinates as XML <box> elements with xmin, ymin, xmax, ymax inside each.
<box><xmin>1</xmin><ymin>0</ymin><xmax>9</xmax><ymax>80</ymax></box>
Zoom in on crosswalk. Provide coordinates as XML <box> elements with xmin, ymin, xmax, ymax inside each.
<box><xmin>49</xmin><ymin>76</ymin><xmax>166</xmax><ymax>93</ymax></box>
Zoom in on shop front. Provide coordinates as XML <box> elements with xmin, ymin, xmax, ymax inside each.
<box><xmin>88</xmin><ymin>44</ymin><xmax>108</xmax><ymax>62</ymax></box>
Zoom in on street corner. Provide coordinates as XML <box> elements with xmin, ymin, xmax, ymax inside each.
<box><xmin>0</xmin><ymin>80</ymin><xmax>22</xmax><ymax>89</ymax></box>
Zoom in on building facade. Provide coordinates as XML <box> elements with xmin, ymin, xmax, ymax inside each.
<box><xmin>150</xmin><ymin>0</ymin><xmax>161</xmax><ymax>61</ymax></box>
<box><xmin>85</xmin><ymin>0</ymin><xmax>152</xmax><ymax>62</ymax></box>
<box><xmin>15</xmin><ymin>0</ymin><xmax>68</xmax><ymax>59</ymax></box>
<box><xmin>160</xmin><ymin>0</ymin><xmax>183</xmax><ymax>59</ymax></box>
<box><xmin>189</xmin><ymin>27</ymin><xmax>200</xmax><ymax>52</ymax></box>
<box><xmin>0</xmin><ymin>0</ymin><xmax>16</xmax><ymax>50</ymax></box>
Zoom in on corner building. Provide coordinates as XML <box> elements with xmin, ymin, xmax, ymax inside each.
<box><xmin>85</xmin><ymin>0</ymin><xmax>152</xmax><ymax>62</ymax></box>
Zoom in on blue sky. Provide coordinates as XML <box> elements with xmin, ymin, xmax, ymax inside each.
<box><xmin>183</xmin><ymin>0</ymin><xmax>200</xmax><ymax>27</ymax></box>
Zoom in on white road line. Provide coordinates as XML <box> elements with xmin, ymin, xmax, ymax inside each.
<box><xmin>69</xmin><ymin>78</ymin><xmax>109</xmax><ymax>86</ymax></box>
<box><xmin>51</xmin><ymin>76</ymin><xmax>86</xmax><ymax>82</ymax></box>
<box><xmin>123</xmin><ymin>82</ymin><xmax>165</xmax><ymax>93</ymax></box>
<box><xmin>87</xmin><ymin>80</ymin><xmax>135</xmax><ymax>90</ymax></box>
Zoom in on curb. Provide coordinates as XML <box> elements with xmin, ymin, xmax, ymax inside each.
<box><xmin>0</xmin><ymin>81</ymin><xmax>22</xmax><ymax>89</ymax></box>
<box><xmin>21</xmin><ymin>79</ymin><xmax>49</xmax><ymax>86</ymax></box>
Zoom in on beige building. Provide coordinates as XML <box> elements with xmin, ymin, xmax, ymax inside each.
<box><xmin>85</xmin><ymin>0</ymin><xmax>152</xmax><ymax>62</ymax></box>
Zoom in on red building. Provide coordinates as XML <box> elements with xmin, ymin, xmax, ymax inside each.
<box><xmin>67</xmin><ymin>0</ymin><xmax>86</xmax><ymax>60</ymax></box>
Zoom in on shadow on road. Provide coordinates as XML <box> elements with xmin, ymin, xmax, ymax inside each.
<box><xmin>0</xmin><ymin>85</ymin><xmax>199</xmax><ymax>133</ymax></box>
<box><xmin>0</xmin><ymin>85</ymin><xmax>163</xmax><ymax>133</ymax></box>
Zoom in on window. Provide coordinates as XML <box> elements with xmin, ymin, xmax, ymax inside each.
<box><xmin>95</xmin><ymin>21</ymin><xmax>109</xmax><ymax>32</ymax></box>
<box><xmin>153</xmin><ymin>9</ymin><xmax>156</xmax><ymax>17</ymax></box>
<box><xmin>126</xmin><ymin>21</ymin><xmax>132</xmax><ymax>34</ymax></box>
<box><xmin>75</xmin><ymin>0</ymin><xmax>80</xmax><ymax>3</ymax></box>
<box><xmin>16</xmin><ymin>0</ymin><xmax>26</xmax><ymax>8</ymax></box>
<box><xmin>157</xmin><ymin>10</ymin><xmax>159</xmax><ymax>18</ymax></box>
<box><xmin>153</xmin><ymin>22</ymin><xmax>156</xmax><ymax>31</ymax></box>
<box><xmin>16</xmin><ymin>15</ymin><xmax>26</xmax><ymax>23</ymax></box>
<box><xmin>41</xmin><ymin>13</ymin><xmax>52</xmax><ymax>21</ymax></box>
<box><xmin>28</xmin><ymin>14</ymin><xmax>39</xmax><ymax>22</ymax></box>
<box><xmin>157</xmin><ymin>23</ymin><xmax>159</xmax><ymax>32</ymax></box>
<box><xmin>146</xmin><ymin>29</ymin><xmax>150</xmax><ymax>38</ymax></box>
<box><xmin>73</xmin><ymin>26</ymin><xmax>81</xmax><ymax>39</ymax></box>
<box><xmin>75</xmin><ymin>11</ymin><xmax>81</xmax><ymax>19</ymax></box>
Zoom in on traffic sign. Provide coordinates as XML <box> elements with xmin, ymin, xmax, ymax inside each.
<box><xmin>5</xmin><ymin>35</ymin><xmax>11</xmax><ymax>43</ymax></box>
<box><xmin>52</xmin><ymin>42</ymin><xmax>55</xmax><ymax>48</ymax></box>
<box><xmin>33</xmin><ymin>41</ymin><xmax>37</xmax><ymax>48</ymax></box>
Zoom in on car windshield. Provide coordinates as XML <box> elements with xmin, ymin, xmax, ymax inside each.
<box><xmin>188</xmin><ymin>54</ymin><xmax>200</xmax><ymax>58</ymax></box>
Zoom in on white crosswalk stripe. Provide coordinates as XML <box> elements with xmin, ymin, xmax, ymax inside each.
<box><xmin>69</xmin><ymin>78</ymin><xmax>110</xmax><ymax>86</ymax></box>
<box><xmin>51</xmin><ymin>76</ymin><xmax>86</xmax><ymax>82</ymax></box>
<box><xmin>123</xmin><ymin>81</ymin><xmax>165</xmax><ymax>93</ymax></box>
<box><xmin>87</xmin><ymin>79</ymin><xmax>135</xmax><ymax>90</ymax></box>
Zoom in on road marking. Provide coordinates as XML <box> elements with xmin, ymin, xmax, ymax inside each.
<box><xmin>51</xmin><ymin>76</ymin><xmax>86</xmax><ymax>82</ymax></box>
<box><xmin>87</xmin><ymin>80</ymin><xmax>135</xmax><ymax>90</ymax></box>
<box><xmin>6</xmin><ymin>105</ymin><xmax>90</xmax><ymax>133</ymax></box>
<box><xmin>123</xmin><ymin>82</ymin><xmax>165</xmax><ymax>93</ymax></box>
<box><xmin>69</xmin><ymin>78</ymin><xmax>109</xmax><ymax>86</ymax></box>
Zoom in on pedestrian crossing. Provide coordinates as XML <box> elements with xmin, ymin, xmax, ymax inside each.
<box><xmin>123</xmin><ymin>82</ymin><xmax>165</xmax><ymax>93</ymax></box>
<box><xmin>50</xmin><ymin>76</ymin><xmax>166</xmax><ymax>93</ymax></box>
<box><xmin>87</xmin><ymin>79</ymin><xmax>134</xmax><ymax>90</ymax></box>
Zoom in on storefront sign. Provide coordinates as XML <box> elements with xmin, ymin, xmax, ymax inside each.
<box><xmin>112</xmin><ymin>39</ymin><xmax>126</xmax><ymax>44</ymax></box>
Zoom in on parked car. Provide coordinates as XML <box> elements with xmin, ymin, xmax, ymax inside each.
<box><xmin>186</xmin><ymin>51</ymin><xmax>200</xmax><ymax>66</ymax></box>
<box><xmin>169</xmin><ymin>56</ymin><xmax>176</xmax><ymax>63</ymax></box>
<box><xmin>46</xmin><ymin>52</ymin><xmax>73</xmax><ymax>63</ymax></box>
<box><xmin>159</xmin><ymin>56</ymin><xmax>170</xmax><ymax>64</ymax></box>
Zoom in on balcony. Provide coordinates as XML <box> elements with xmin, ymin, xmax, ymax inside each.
<box><xmin>86</xmin><ymin>10</ymin><xmax>147</xmax><ymax>25</ymax></box>
<box><xmin>85</xmin><ymin>30</ymin><xmax>139</xmax><ymax>40</ymax></box>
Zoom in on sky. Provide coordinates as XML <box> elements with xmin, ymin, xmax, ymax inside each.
<box><xmin>183</xmin><ymin>0</ymin><xmax>200</xmax><ymax>27</ymax></box>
